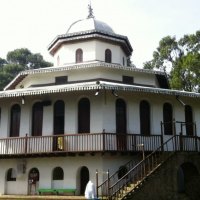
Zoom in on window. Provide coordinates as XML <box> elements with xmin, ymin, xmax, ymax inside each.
<box><xmin>116</xmin><ymin>99</ymin><xmax>127</xmax><ymax>151</ymax></box>
<box><xmin>7</xmin><ymin>168</ymin><xmax>16</xmax><ymax>181</ymax></box>
<box><xmin>57</xmin><ymin>56</ymin><xmax>60</xmax><ymax>66</ymax></box>
<box><xmin>140</xmin><ymin>100</ymin><xmax>151</xmax><ymax>135</ymax></box>
<box><xmin>10</xmin><ymin>104</ymin><xmax>21</xmax><ymax>137</ymax></box>
<box><xmin>78</xmin><ymin>98</ymin><xmax>90</xmax><ymax>133</ymax></box>
<box><xmin>54</xmin><ymin>100</ymin><xmax>65</xmax><ymax>135</ymax></box>
<box><xmin>55</xmin><ymin>76</ymin><xmax>68</xmax><ymax>85</ymax></box>
<box><xmin>163</xmin><ymin>103</ymin><xmax>173</xmax><ymax>135</ymax></box>
<box><xmin>53</xmin><ymin>100</ymin><xmax>65</xmax><ymax>151</ymax></box>
<box><xmin>0</xmin><ymin>107</ymin><xmax>1</xmax><ymax>126</ymax></box>
<box><xmin>116</xmin><ymin>99</ymin><xmax>127</xmax><ymax>134</ymax></box>
<box><xmin>123</xmin><ymin>57</ymin><xmax>125</xmax><ymax>66</ymax></box>
<box><xmin>122</xmin><ymin>76</ymin><xmax>134</xmax><ymax>84</ymax></box>
<box><xmin>185</xmin><ymin>105</ymin><xmax>194</xmax><ymax>136</ymax></box>
<box><xmin>105</xmin><ymin>49</ymin><xmax>112</xmax><ymax>63</ymax></box>
<box><xmin>76</xmin><ymin>48</ymin><xmax>83</xmax><ymax>63</ymax></box>
<box><xmin>53</xmin><ymin>167</ymin><xmax>64</xmax><ymax>180</ymax></box>
<box><xmin>118</xmin><ymin>166</ymin><xmax>128</xmax><ymax>179</ymax></box>
<box><xmin>32</xmin><ymin>102</ymin><xmax>43</xmax><ymax>136</ymax></box>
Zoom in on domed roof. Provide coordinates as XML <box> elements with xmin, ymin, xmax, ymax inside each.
<box><xmin>67</xmin><ymin>17</ymin><xmax>115</xmax><ymax>34</ymax></box>
<box><xmin>48</xmin><ymin>5</ymin><xmax>133</xmax><ymax>57</ymax></box>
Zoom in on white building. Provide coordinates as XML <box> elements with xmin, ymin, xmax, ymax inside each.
<box><xmin>0</xmin><ymin>6</ymin><xmax>199</xmax><ymax>198</ymax></box>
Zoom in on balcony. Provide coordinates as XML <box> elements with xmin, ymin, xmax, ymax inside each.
<box><xmin>0</xmin><ymin>133</ymin><xmax>198</xmax><ymax>158</ymax></box>
<box><xmin>0</xmin><ymin>133</ymin><xmax>163</xmax><ymax>158</ymax></box>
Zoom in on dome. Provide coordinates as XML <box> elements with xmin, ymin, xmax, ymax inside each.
<box><xmin>67</xmin><ymin>17</ymin><xmax>115</xmax><ymax>34</ymax></box>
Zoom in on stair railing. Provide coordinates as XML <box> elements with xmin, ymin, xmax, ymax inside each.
<box><xmin>97</xmin><ymin>134</ymin><xmax>200</xmax><ymax>199</ymax></box>
<box><xmin>97</xmin><ymin>154</ymin><xmax>141</xmax><ymax>198</ymax></box>
<box><xmin>108</xmin><ymin>135</ymin><xmax>179</xmax><ymax>199</ymax></box>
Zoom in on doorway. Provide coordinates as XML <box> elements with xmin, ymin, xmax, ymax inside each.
<box><xmin>80</xmin><ymin>166</ymin><xmax>89</xmax><ymax>195</ymax></box>
<box><xmin>53</xmin><ymin>100</ymin><xmax>65</xmax><ymax>151</ymax></box>
<box><xmin>28</xmin><ymin>168</ymin><xmax>39</xmax><ymax>195</ymax></box>
<box><xmin>177</xmin><ymin>162</ymin><xmax>200</xmax><ymax>197</ymax></box>
<box><xmin>116</xmin><ymin>99</ymin><xmax>127</xmax><ymax>150</ymax></box>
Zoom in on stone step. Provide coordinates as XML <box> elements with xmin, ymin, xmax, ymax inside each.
<box><xmin>0</xmin><ymin>195</ymin><xmax>86</xmax><ymax>200</ymax></box>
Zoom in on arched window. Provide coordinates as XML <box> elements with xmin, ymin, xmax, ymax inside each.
<box><xmin>10</xmin><ymin>104</ymin><xmax>21</xmax><ymax>137</ymax></box>
<box><xmin>116</xmin><ymin>99</ymin><xmax>127</xmax><ymax>151</ymax></box>
<box><xmin>54</xmin><ymin>100</ymin><xmax>65</xmax><ymax>135</ymax></box>
<box><xmin>53</xmin><ymin>167</ymin><xmax>64</xmax><ymax>180</ymax></box>
<box><xmin>78</xmin><ymin>98</ymin><xmax>90</xmax><ymax>133</ymax></box>
<box><xmin>105</xmin><ymin>49</ymin><xmax>112</xmax><ymax>63</ymax></box>
<box><xmin>116</xmin><ymin>99</ymin><xmax>127</xmax><ymax>134</ymax></box>
<box><xmin>76</xmin><ymin>48</ymin><xmax>83</xmax><ymax>63</ymax></box>
<box><xmin>0</xmin><ymin>107</ymin><xmax>1</xmax><ymax>126</ymax></box>
<box><xmin>57</xmin><ymin>56</ymin><xmax>60</xmax><ymax>66</ymax></box>
<box><xmin>7</xmin><ymin>168</ymin><xmax>16</xmax><ymax>181</ymax></box>
<box><xmin>32</xmin><ymin>102</ymin><xmax>43</xmax><ymax>136</ymax></box>
<box><xmin>140</xmin><ymin>100</ymin><xmax>151</xmax><ymax>135</ymax></box>
<box><xmin>163</xmin><ymin>103</ymin><xmax>173</xmax><ymax>135</ymax></box>
<box><xmin>185</xmin><ymin>105</ymin><xmax>194</xmax><ymax>136</ymax></box>
<box><xmin>53</xmin><ymin>101</ymin><xmax>65</xmax><ymax>151</ymax></box>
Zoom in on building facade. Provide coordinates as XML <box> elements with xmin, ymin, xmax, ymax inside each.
<box><xmin>0</xmin><ymin>8</ymin><xmax>199</xmax><ymax>196</ymax></box>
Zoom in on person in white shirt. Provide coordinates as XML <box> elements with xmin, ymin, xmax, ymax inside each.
<box><xmin>85</xmin><ymin>180</ymin><xmax>95</xmax><ymax>199</ymax></box>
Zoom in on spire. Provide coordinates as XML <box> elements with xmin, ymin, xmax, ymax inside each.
<box><xmin>87</xmin><ymin>0</ymin><xmax>94</xmax><ymax>18</ymax></box>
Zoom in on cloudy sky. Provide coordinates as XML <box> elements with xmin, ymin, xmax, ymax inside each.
<box><xmin>0</xmin><ymin>0</ymin><xmax>199</xmax><ymax>68</ymax></box>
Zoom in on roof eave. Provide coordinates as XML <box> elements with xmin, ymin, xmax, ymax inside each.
<box><xmin>48</xmin><ymin>30</ymin><xmax>133</xmax><ymax>56</ymax></box>
<box><xmin>1</xmin><ymin>81</ymin><xmax>200</xmax><ymax>99</ymax></box>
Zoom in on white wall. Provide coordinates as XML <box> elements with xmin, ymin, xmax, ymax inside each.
<box><xmin>0</xmin><ymin>91</ymin><xmax>200</xmax><ymax>138</ymax></box>
<box><xmin>16</xmin><ymin>67</ymin><xmax>158</xmax><ymax>92</ymax></box>
<box><xmin>0</xmin><ymin>91</ymin><xmax>200</xmax><ymax>194</ymax></box>
<box><xmin>0</xmin><ymin>154</ymin><xmax>133</xmax><ymax>195</ymax></box>
<box><xmin>53</xmin><ymin>40</ymin><xmax>127</xmax><ymax>66</ymax></box>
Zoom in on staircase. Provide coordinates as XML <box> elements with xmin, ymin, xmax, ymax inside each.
<box><xmin>97</xmin><ymin>154</ymin><xmax>141</xmax><ymax>199</ymax></box>
<box><xmin>97</xmin><ymin>135</ymin><xmax>200</xmax><ymax>200</ymax></box>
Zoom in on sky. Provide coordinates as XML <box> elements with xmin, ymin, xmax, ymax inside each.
<box><xmin>0</xmin><ymin>0</ymin><xmax>199</xmax><ymax>68</ymax></box>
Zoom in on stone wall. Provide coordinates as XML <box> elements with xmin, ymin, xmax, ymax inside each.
<box><xmin>128</xmin><ymin>152</ymin><xmax>200</xmax><ymax>200</ymax></box>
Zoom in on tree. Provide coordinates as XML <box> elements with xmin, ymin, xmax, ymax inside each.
<box><xmin>0</xmin><ymin>48</ymin><xmax>53</xmax><ymax>90</ymax></box>
<box><xmin>7</xmin><ymin>48</ymin><xmax>52</xmax><ymax>69</ymax></box>
<box><xmin>0</xmin><ymin>58</ymin><xmax>7</xmax><ymax>68</ymax></box>
<box><xmin>144</xmin><ymin>30</ymin><xmax>200</xmax><ymax>92</ymax></box>
<box><xmin>7</xmin><ymin>48</ymin><xmax>31</xmax><ymax>66</ymax></box>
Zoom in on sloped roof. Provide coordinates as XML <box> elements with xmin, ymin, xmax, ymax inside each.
<box><xmin>4</xmin><ymin>61</ymin><xmax>167</xmax><ymax>90</ymax></box>
<box><xmin>1</xmin><ymin>81</ymin><xmax>200</xmax><ymax>99</ymax></box>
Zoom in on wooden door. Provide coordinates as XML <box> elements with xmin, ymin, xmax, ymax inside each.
<box><xmin>53</xmin><ymin>100</ymin><xmax>65</xmax><ymax>150</ymax></box>
<box><xmin>185</xmin><ymin>105</ymin><xmax>194</xmax><ymax>136</ymax></box>
<box><xmin>116</xmin><ymin>99</ymin><xmax>127</xmax><ymax>150</ymax></box>
<box><xmin>78</xmin><ymin>98</ymin><xmax>90</xmax><ymax>133</ymax></box>
<box><xmin>140</xmin><ymin>100</ymin><xmax>150</xmax><ymax>135</ymax></box>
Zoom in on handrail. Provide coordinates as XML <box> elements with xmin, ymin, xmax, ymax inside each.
<box><xmin>107</xmin><ymin>135</ymin><xmax>178</xmax><ymax>199</ymax></box>
<box><xmin>107</xmin><ymin>135</ymin><xmax>200</xmax><ymax>199</ymax></box>
<box><xmin>97</xmin><ymin>154</ymin><xmax>141</xmax><ymax>198</ymax></box>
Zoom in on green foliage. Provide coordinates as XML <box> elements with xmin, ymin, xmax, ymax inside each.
<box><xmin>144</xmin><ymin>30</ymin><xmax>200</xmax><ymax>92</ymax></box>
<box><xmin>0</xmin><ymin>58</ymin><xmax>7</xmax><ymax>68</ymax></box>
<box><xmin>7</xmin><ymin>48</ymin><xmax>52</xmax><ymax>69</ymax></box>
<box><xmin>7</xmin><ymin>48</ymin><xmax>31</xmax><ymax>66</ymax></box>
<box><xmin>0</xmin><ymin>48</ymin><xmax>53</xmax><ymax>90</ymax></box>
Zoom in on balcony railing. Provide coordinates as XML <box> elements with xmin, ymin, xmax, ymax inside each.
<box><xmin>0</xmin><ymin>133</ymin><xmax>162</xmax><ymax>157</ymax></box>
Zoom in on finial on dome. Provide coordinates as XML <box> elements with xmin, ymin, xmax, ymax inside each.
<box><xmin>87</xmin><ymin>0</ymin><xmax>94</xmax><ymax>18</ymax></box>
